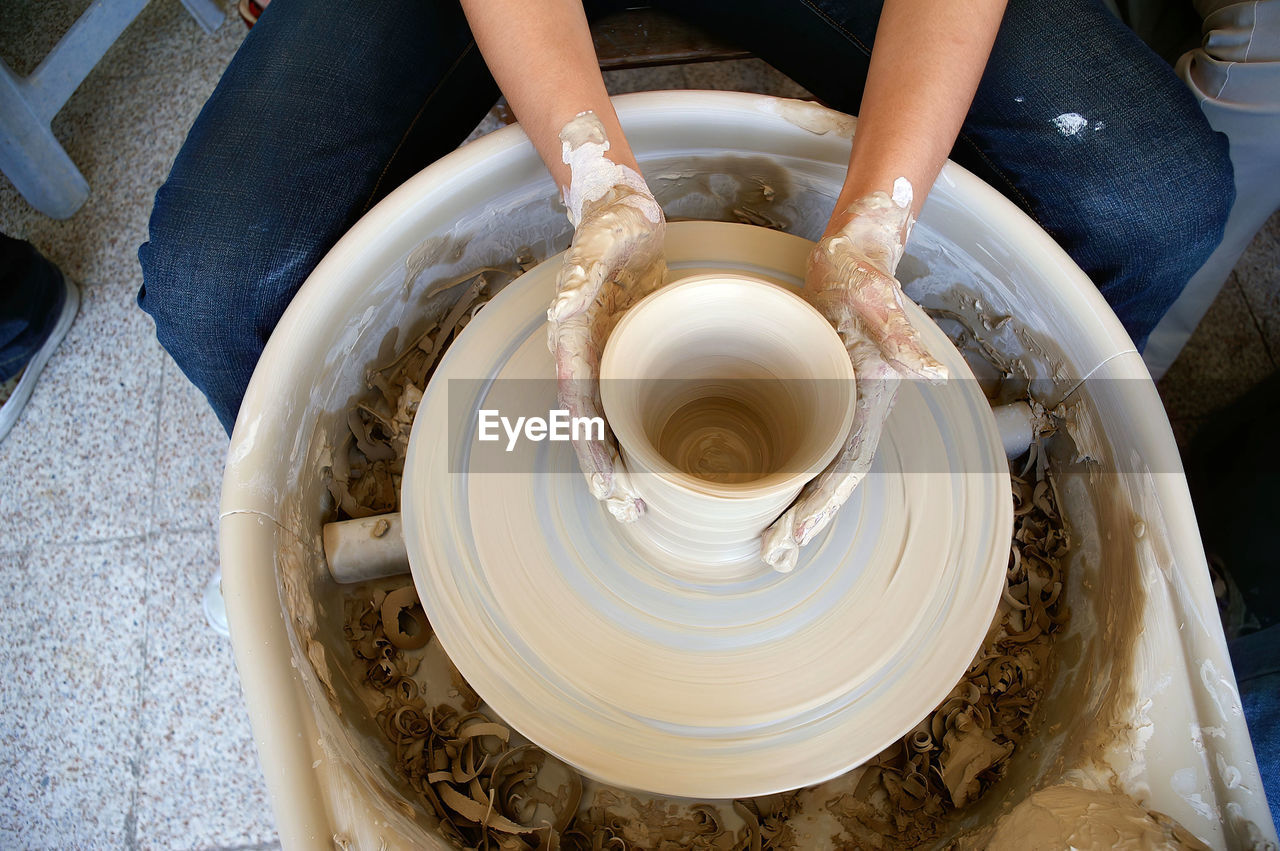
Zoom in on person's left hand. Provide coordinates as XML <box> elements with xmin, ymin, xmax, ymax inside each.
<box><xmin>762</xmin><ymin>178</ymin><xmax>947</xmax><ymax>572</ymax></box>
<box><xmin>547</xmin><ymin>112</ymin><xmax>666</xmax><ymax>522</ymax></box>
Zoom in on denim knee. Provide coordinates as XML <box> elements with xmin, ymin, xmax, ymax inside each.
<box><xmin>138</xmin><ymin>172</ymin><xmax>307</xmax><ymax>436</ymax></box>
<box><xmin>1085</xmin><ymin>124</ymin><xmax>1234</xmax><ymax>349</ymax></box>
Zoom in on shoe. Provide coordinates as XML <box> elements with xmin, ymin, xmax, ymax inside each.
<box><xmin>0</xmin><ymin>272</ymin><xmax>80</xmax><ymax>443</ymax></box>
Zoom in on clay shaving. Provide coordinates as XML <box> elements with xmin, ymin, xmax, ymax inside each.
<box><xmin>325</xmin><ymin>264</ymin><xmax>531</xmax><ymax>521</ymax></box>
<box><xmin>806</xmin><ymin>428</ymin><xmax>1068</xmax><ymax>848</ymax></box>
<box><xmin>345</xmin><ymin>584</ymin><xmax>807</xmax><ymax>850</ymax></box>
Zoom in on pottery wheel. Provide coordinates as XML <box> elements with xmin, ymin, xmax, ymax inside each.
<box><xmin>403</xmin><ymin>222</ymin><xmax>1011</xmax><ymax>799</ymax></box>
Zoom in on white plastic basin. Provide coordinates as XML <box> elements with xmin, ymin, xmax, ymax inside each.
<box><xmin>220</xmin><ymin>91</ymin><xmax>1275</xmax><ymax>849</ymax></box>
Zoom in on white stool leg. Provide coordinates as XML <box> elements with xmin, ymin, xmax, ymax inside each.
<box><xmin>0</xmin><ymin>0</ymin><xmax>151</xmax><ymax>219</ymax></box>
<box><xmin>0</xmin><ymin>60</ymin><xmax>89</xmax><ymax>220</ymax></box>
<box><xmin>178</xmin><ymin>0</ymin><xmax>226</xmax><ymax>34</ymax></box>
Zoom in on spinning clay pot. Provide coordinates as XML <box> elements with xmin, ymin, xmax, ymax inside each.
<box><xmin>600</xmin><ymin>273</ymin><xmax>856</xmax><ymax>569</ymax></box>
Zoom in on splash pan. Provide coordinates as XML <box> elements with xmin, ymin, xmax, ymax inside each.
<box><xmin>220</xmin><ymin>91</ymin><xmax>1275</xmax><ymax>849</ymax></box>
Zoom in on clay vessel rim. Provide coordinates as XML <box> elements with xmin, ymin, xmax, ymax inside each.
<box><xmin>601</xmin><ymin>273</ymin><xmax>855</xmax><ymax>497</ymax></box>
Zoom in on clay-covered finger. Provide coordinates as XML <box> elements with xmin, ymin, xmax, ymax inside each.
<box><xmin>815</xmin><ymin>283</ymin><xmax>946</xmax><ymax>382</ymax></box>
<box><xmin>881</xmin><ymin>324</ymin><xmax>947</xmax><ymax>382</ymax></box>
<box><xmin>549</xmin><ymin>250</ymin><xmax>612</xmax><ymax>323</ymax></box>
<box><xmin>551</xmin><ymin>341</ymin><xmax>644</xmax><ymax>522</ymax></box>
<box><xmin>551</xmin><ymin>194</ymin><xmax>663</xmax><ymax>323</ymax></box>
<box><xmin>761</xmin><ymin>507</ymin><xmax>802</xmax><ymax>572</ymax></box>
<box><xmin>808</xmin><ymin>240</ymin><xmax>947</xmax><ymax>382</ymax></box>
<box><xmin>761</xmin><ymin>361</ymin><xmax>901</xmax><ymax>572</ymax></box>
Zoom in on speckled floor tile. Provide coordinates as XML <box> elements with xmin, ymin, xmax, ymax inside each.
<box><xmin>135</xmin><ymin>529</ymin><xmax>275</xmax><ymax>850</ymax></box>
<box><xmin>0</xmin><ymin>0</ymin><xmax>241</xmax><ymax>295</ymax></box>
<box><xmin>1157</xmin><ymin>275</ymin><xmax>1277</xmax><ymax>422</ymax></box>
<box><xmin>0</xmin><ymin>538</ymin><xmax>146</xmax><ymax>848</ymax></box>
<box><xmin>151</xmin><ymin>359</ymin><xmax>227</xmax><ymax>534</ymax></box>
<box><xmin>89</xmin><ymin>0</ymin><xmax>244</xmax><ymax>84</ymax></box>
<box><xmin>1233</xmin><ymin>211</ymin><xmax>1280</xmax><ymax>363</ymax></box>
<box><xmin>0</xmin><ymin>0</ymin><xmax>93</xmax><ymax>77</ymax></box>
<box><xmin>0</xmin><ymin>57</ymin><xmax>234</xmax><ymax>289</ymax></box>
<box><xmin>603</xmin><ymin>64</ymin><xmax>691</xmax><ymax>95</ymax></box>
<box><xmin>0</xmin><ymin>278</ymin><xmax>164</xmax><ymax>548</ymax></box>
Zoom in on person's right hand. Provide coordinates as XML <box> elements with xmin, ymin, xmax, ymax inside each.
<box><xmin>547</xmin><ymin>112</ymin><xmax>665</xmax><ymax>522</ymax></box>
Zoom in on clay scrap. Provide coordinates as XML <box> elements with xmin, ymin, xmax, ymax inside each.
<box><xmin>326</xmin><ymin>268</ymin><xmax>518</xmax><ymax>521</ymax></box>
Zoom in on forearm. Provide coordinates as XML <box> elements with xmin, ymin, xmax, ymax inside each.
<box><xmin>828</xmin><ymin>0</ymin><xmax>1006</xmax><ymax>236</ymax></box>
<box><xmin>459</xmin><ymin>0</ymin><xmax>635</xmax><ymax>191</ymax></box>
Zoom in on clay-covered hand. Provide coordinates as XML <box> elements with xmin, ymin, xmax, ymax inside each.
<box><xmin>762</xmin><ymin>178</ymin><xmax>947</xmax><ymax>572</ymax></box>
<box><xmin>548</xmin><ymin>112</ymin><xmax>666</xmax><ymax>522</ymax></box>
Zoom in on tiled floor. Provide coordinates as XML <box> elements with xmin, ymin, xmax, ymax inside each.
<box><xmin>1159</xmin><ymin>223</ymin><xmax>1280</xmax><ymax>445</ymax></box>
<box><xmin>0</xmin><ymin>2</ymin><xmax>1276</xmax><ymax>849</ymax></box>
<box><xmin>0</xmin><ymin>4</ymin><xmax>301</xmax><ymax>848</ymax></box>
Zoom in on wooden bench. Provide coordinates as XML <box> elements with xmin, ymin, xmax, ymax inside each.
<box><xmin>591</xmin><ymin>8</ymin><xmax>751</xmax><ymax>70</ymax></box>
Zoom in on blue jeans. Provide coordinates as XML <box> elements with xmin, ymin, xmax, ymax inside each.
<box><xmin>1232</xmin><ymin>625</ymin><xmax>1280</xmax><ymax>818</ymax></box>
<box><xmin>1</xmin><ymin>234</ymin><xmax>65</xmax><ymax>382</ymax></box>
<box><xmin>137</xmin><ymin>0</ymin><xmax>1234</xmax><ymax>436</ymax></box>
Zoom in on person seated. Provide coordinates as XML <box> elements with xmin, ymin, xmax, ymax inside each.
<box><xmin>138</xmin><ymin>0</ymin><xmax>1273</xmax><ymax>816</ymax></box>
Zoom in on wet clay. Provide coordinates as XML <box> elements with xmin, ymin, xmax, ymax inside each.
<box><xmin>599</xmin><ymin>273</ymin><xmax>854</xmax><ymax>566</ymax></box>
<box><xmin>325</xmin><ymin>268</ymin><xmax>515</xmax><ymax>522</ymax></box>
<box><xmin>951</xmin><ymin>785</ymin><xmax>1212</xmax><ymax>850</ymax></box>
<box><xmin>325</xmin><ymin>238</ymin><xmax>1101</xmax><ymax>848</ymax></box>
<box><xmin>399</xmin><ymin>223</ymin><xmax>1012</xmax><ymax>799</ymax></box>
